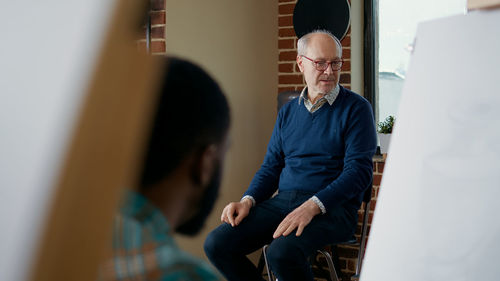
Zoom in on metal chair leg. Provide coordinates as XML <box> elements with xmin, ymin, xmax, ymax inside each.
<box><xmin>317</xmin><ymin>249</ymin><xmax>340</xmax><ymax>281</ymax></box>
<box><xmin>263</xmin><ymin>245</ymin><xmax>341</xmax><ymax>281</ymax></box>
<box><xmin>262</xmin><ymin>245</ymin><xmax>275</xmax><ymax>281</ymax></box>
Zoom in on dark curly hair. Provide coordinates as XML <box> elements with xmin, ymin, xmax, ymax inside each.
<box><xmin>139</xmin><ymin>57</ymin><xmax>230</xmax><ymax>189</ymax></box>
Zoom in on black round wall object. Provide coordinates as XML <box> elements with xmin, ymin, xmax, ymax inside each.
<box><xmin>293</xmin><ymin>0</ymin><xmax>351</xmax><ymax>40</ymax></box>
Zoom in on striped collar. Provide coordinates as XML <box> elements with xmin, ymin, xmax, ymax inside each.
<box><xmin>298</xmin><ymin>84</ymin><xmax>340</xmax><ymax>113</ymax></box>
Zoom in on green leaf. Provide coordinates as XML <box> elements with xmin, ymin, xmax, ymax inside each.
<box><xmin>377</xmin><ymin>115</ymin><xmax>395</xmax><ymax>134</ymax></box>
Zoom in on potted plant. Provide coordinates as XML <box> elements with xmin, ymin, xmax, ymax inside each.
<box><xmin>377</xmin><ymin>115</ymin><xmax>395</xmax><ymax>155</ymax></box>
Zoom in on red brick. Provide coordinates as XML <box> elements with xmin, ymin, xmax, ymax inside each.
<box><xmin>337</xmin><ymin>247</ymin><xmax>358</xmax><ymax>259</ymax></box>
<box><xmin>279</xmin><ymin>63</ymin><xmax>294</xmax><ymax>73</ymax></box>
<box><xmin>150</xmin><ymin>11</ymin><xmax>165</xmax><ymax>25</ymax></box>
<box><xmin>344</xmin><ymin>85</ymin><xmax>351</xmax><ymax>89</ymax></box>
<box><xmin>278</xmin><ymin>38</ymin><xmax>295</xmax><ymax>49</ymax></box>
<box><xmin>373</xmin><ymin>174</ymin><xmax>382</xmax><ymax>186</ymax></box>
<box><xmin>151</xmin><ymin>40</ymin><xmax>166</xmax><ymax>53</ymax></box>
<box><xmin>357</xmin><ymin>213</ymin><xmax>363</xmax><ymax>223</ymax></box>
<box><xmin>347</xmin><ymin>260</ymin><xmax>356</xmax><ymax>272</ymax></box>
<box><xmin>340</xmin><ymin>73</ymin><xmax>351</xmax><ymax>84</ymax></box>
<box><xmin>339</xmin><ymin>259</ymin><xmax>347</xmax><ymax>269</ymax></box>
<box><xmin>279</xmin><ymin>74</ymin><xmax>303</xmax><ymax>84</ymax></box>
<box><xmin>341</xmin><ymin>35</ymin><xmax>351</xmax><ymax>45</ymax></box>
<box><xmin>151</xmin><ymin>26</ymin><xmax>164</xmax><ymax>39</ymax></box>
<box><xmin>279</xmin><ymin>15</ymin><xmax>293</xmax><ymax>27</ymax></box>
<box><xmin>279</xmin><ymin>3</ymin><xmax>295</xmax><ymax>15</ymax></box>
<box><xmin>150</xmin><ymin>0</ymin><xmax>165</xmax><ymax>11</ymax></box>
<box><xmin>279</xmin><ymin>51</ymin><xmax>297</xmax><ymax>61</ymax></box>
<box><xmin>345</xmin><ymin>26</ymin><xmax>352</xmax><ymax>39</ymax></box>
<box><xmin>342</xmin><ymin>48</ymin><xmax>351</xmax><ymax>59</ymax></box>
<box><xmin>279</xmin><ymin>27</ymin><xmax>296</xmax><ymax>37</ymax></box>
<box><xmin>356</xmin><ymin>224</ymin><xmax>362</xmax><ymax>236</ymax></box>
<box><xmin>278</xmin><ymin>87</ymin><xmax>296</xmax><ymax>93</ymax></box>
<box><xmin>295</xmin><ymin>64</ymin><xmax>301</xmax><ymax>72</ymax></box>
<box><xmin>377</xmin><ymin>162</ymin><xmax>385</xmax><ymax>173</ymax></box>
<box><xmin>373</xmin><ymin>163</ymin><xmax>377</xmax><ymax>172</ymax></box>
<box><xmin>370</xmin><ymin>200</ymin><xmax>377</xmax><ymax>211</ymax></box>
<box><xmin>342</xmin><ymin>60</ymin><xmax>351</xmax><ymax>71</ymax></box>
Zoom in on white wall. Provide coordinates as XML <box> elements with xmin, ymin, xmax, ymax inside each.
<box><xmin>165</xmin><ymin>0</ymin><xmax>278</xmax><ymax>259</ymax></box>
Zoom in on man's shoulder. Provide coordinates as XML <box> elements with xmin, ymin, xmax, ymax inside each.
<box><xmin>339</xmin><ymin>86</ymin><xmax>370</xmax><ymax>105</ymax></box>
<box><xmin>339</xmin><ymin>86</ymin><xmax>371</xmax><ymax>109</ymax></box>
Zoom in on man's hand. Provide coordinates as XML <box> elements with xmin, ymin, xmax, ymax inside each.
<box><xmin>273</xmin><ymin>199</ymin><xmax>321</xmax><ymax>238</ymax></box>
<box><xmin>220</xmin><ymin>199</ymin><xmax>252</xmax><ymax>227</ymax></box>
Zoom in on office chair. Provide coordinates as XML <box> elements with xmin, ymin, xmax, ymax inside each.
<box><xmin>257</xmin><ymin>91</ymin><xmax>373</xmax><ymax>281</ymax></box>
<box><xmin>276</xmin><ymin>90</ymin><xmax>301</xmax><ymax>112</ymax></box>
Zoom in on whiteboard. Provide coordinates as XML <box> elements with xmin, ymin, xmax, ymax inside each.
<box><xmin>362</xmin><ymin>9</ymin><xmax>500</xmax><ymax>281</ymax></box>
<box><xmin>0</xmin><ymin>1</ymin><xmax>115</xmax><ymax>280</ymax></box>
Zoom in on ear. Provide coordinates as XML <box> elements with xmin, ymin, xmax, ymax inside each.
<box><xmin>296</xmin><ymin>55</ymin><xmax>304</xmax><ymax>73</ymax></box>
<box><xmin>197</xmin><ymin>144</ymin><xmax>218</xmax><ymax>187</ymax></box>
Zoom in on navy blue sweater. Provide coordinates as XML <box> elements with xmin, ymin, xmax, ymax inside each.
<box><xmin>244</xmin><ymin>86</ymin><xmax>377</xmax><ymax>212</ymax></box>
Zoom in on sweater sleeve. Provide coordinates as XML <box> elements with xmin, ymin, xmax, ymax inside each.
<box><xmin>242</xmin><ymin>108</ymin><xmax>286</xmax><ymax>204</ymax></box>
<box><xmin>315</xmin><ymin>98</ymin><xmax>377</xmax><ymax>211</ymax></box>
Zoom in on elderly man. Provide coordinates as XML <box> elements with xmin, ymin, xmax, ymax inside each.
<box><xmin>204</xmin><ymin>30</ymin><xmax>377</xmax><ymax>281</ymax></box>
<box><xmin>99</xmin><ymin>57</ymin><xmax>230</xmax><ymax>281</ymax></box>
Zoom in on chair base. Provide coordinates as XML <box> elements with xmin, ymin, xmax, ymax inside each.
<box><xmin>260</xmin><ymin>246</ymin><xmax>341</xmax><ymax>281</ymax></box>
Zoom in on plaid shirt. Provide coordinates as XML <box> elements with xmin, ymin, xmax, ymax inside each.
<box><xmin>99</xmin><ymin>190</ymin><xmax>222</xmax><ymax>281</ymax></box>
<box><xmin>298</xmin><ymin>84</ymin><xmax>340</xmax><ymax>113</ymax></box>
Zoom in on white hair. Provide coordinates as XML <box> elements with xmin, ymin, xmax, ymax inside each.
<box><xmin>297</xmin><ymin>29</ymin><xmax>342</xmax><ymax>57</ymax></box>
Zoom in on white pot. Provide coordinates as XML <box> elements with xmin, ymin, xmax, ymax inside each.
<box><xmin>378</xmin><ymin>133</ymin><xmax>392</xmax><ymax>154</ymax></box>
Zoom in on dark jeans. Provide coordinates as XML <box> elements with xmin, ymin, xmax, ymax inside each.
<box><xmin>204</xmin><ymin>190</ymin><xmax>357</xmax><ymax>281</ymax></box>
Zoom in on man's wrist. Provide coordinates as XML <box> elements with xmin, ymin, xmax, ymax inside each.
<box><xmin>240</xmin><ymin>195</ymin><xmax>255</xmax><ymax>208</ymax></box>
<box><xmin>310</xmin><ymin>196</ymin><xmax>326</xmax><ymax>214</ymax></box>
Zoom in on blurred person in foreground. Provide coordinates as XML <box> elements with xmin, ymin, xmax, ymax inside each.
<box><xmin>204</xmin><ymin>30</ymin><xmax>377</xmax><ymax>281</ymax></box>
<box><xmin>99</xmin><ymin>57</ymin><xmax>230</xmax><ymax>281</ymax></box>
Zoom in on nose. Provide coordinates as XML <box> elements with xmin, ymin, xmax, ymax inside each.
<box><xmin>323</xmin><ymin>63</ymin><xmax>335</xmax><ymax>74</ymax></box>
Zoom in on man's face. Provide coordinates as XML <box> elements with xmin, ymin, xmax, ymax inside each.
<box><xmin>176</xmin><ymin>136</ymin><xmax>229</xmax><ymax>236</ymax></box>
<box><xmin>297</xmin><ymin>34</ymin><xmax>342</xmax><ymax>96</ymax></box>
<box><xmin>175</xmin><ymin>159</ymin><xmax>222</xmax><ymax>236</ymax></box>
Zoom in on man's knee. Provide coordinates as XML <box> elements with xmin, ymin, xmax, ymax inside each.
<box><xmin>204</xmin><ymin>228</ymin><xmax>224</xmax><ymax>258</ymax></box>
<box><xmin>266</xmin><ymin>238</ymin><xmax>304</xmax><ymax>267</ymax></box>
<box><xmin>204</xmin><ymin>224</ymin><xmax>239</xmax><ymax>258</ymax></box>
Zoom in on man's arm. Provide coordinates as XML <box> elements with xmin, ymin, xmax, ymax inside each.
<box><xmin>220</xmin><ymin>108</ymin><xmax>286</xmax><ymax>226</ymax></box>
<box><xmin>273</xmin><ymin>97</ymin><xmax>377</xmax><ymax>237</ymax></box>
<box><xmin>242</xmin><ymin>108</ymin><xmax>286</xmax><ymax>204</ymax></box>
<box><xmin>273</xmin><ymin>198</ymin><xmax>321</xmax><ymax>237</ymax></box>
<box><xmin>220</xmin><ymin>197</ymin><xmax>253</xmax><ymax>227</ymax></box>
<box><xmin>314</xmin><ymin>98</ymin><xmax>377</xmax><ymax>211</ymax></box>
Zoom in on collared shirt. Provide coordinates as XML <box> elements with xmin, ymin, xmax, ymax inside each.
<box><xmin>242</xmin><ymin>84</ymin><xmax>341</xmax><ymax>215</ymax></box>
<box><xmin>99</xmin><ymin>190</ymin><xmax>222</xmax><ymax>281</ymax></box>
<box><xmin>243</xmin><ymin>85</ymin><xmax>377</xmax><ymax>216</ymax></box>
<box><xmin>298</xmin><ymin>84</ymin><xmax>340</xmax><ymax>113</ymax></box>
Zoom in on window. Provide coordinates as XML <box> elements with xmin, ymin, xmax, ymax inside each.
<box><xmin>365</xmin><ymin>0</ymin><xmax>466</xmax><ymax>125</ymax></box>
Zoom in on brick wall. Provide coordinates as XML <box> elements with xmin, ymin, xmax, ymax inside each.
<box><xmin>138</xmin><ymin>0</ymin><xmax>166</xmax><ymax>54</ymax></box>
<box><xmin>144</xmin><ymin>1</ymin><xmax>380</xmax><ymax>280</ymax></box>
<box><xmin>333</xmin><ymin>157</ymin><xmax>383</xmax><ymax>281</ymax></box>
<box><xmin>278</xmin><ymin>0</ymin><xmax>352</xmax><ymax>94</ymax></box>
<box><xmin>309</xmin><ymin>157</ymin><xmax>383</xmax><ymax>281</ymax></box>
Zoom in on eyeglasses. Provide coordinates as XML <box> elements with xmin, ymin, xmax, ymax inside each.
<box><xmin>301</xmin><ymin>55</ymin><xmax>343</xmax><ymax>71</ymax></box>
